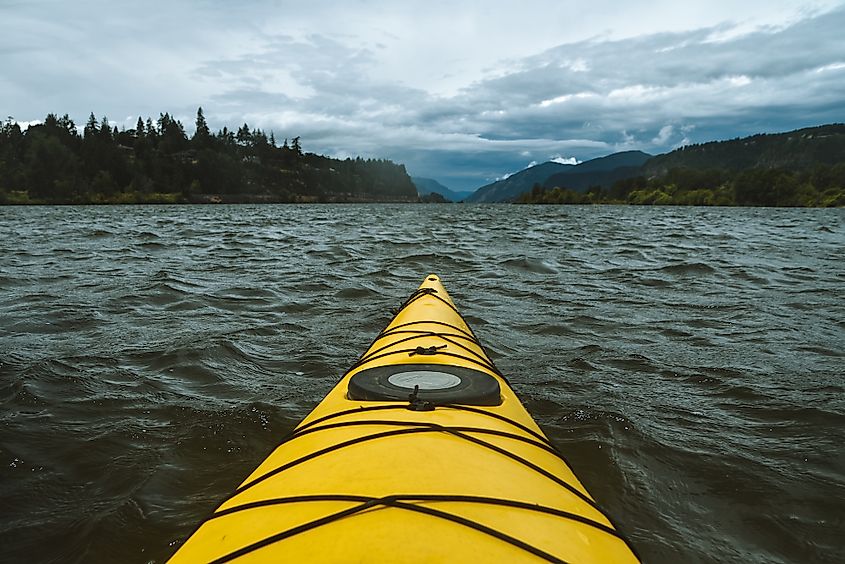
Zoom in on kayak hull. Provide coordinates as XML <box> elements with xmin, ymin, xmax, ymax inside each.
<box><xmin>169</xmin><ymin>275</ymin><xmax>639</xmax><ymax>563</ymax></box>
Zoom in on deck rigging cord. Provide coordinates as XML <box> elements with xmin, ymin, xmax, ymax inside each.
<box><xmin>169</xmin><ymin>280</ymin><xmax>642</xmax><ymax>563</ymax></box>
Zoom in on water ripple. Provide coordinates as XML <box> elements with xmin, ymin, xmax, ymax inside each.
<box><xmin>0</xmin><ymin>203</ymin><xmax>843</xmax><ymax>564</ymax></box>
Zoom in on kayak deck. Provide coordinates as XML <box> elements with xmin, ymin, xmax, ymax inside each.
<box><xmin>169</xmin><ymin>275</ymin><xmax>639</xmax><ymax>563</ymax></box>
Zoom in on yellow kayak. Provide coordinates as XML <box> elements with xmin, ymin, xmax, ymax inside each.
<box><xmin>169</xmin><ymin>274</ymin><xmax>640</xmax><ymax>563</ymax></box>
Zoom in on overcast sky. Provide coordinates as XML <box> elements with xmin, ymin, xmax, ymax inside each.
<box><xmin>2</xmin><ymin>1</ymin><xmax>844</xmax><ymax>190</ymax></box>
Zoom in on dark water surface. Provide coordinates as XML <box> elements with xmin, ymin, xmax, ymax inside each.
<box><xmin>1</xmin><ymin>204</ymin><xmax>843</xmax><ymax>563</ymax></box>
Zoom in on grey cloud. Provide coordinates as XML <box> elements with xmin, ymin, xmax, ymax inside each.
<box><xmin>3</xmin><ymin>1</ymin><xmax>843</xmax><ymax>191</ymax></box>
<box><xmin>440</xmin><ymin>8</ymin><xmax>845</xmax><ymax>164</ymax></box>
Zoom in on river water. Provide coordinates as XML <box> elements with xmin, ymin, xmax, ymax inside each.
<box><xmin>1</xmin><ymin>204</ymin><xmax>843</xmax><ymax>563</ymax></box>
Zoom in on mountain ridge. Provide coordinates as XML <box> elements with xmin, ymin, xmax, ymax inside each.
<box><xmin>411</xmin><ymin>176</ymin><xmax>474</xmax><ymax>202</ymax></box>
<box><xmin>466</xmin><ymin>151</ymin><xmax>651</xmax><ymax>202</ymax></box>
<box><xmin>642</xmin><ymin>123</ymin><xmax>845</xmax><ymax>176</ymax></box>
<box><xmin>544</xmin><ymin>150</ymin><xmax>652</xmax><ymax>192</ymax></box>
<box><xmin>464</xmin><ymin>124</ymin><xmax>844</xmax><ymax>203</ymax></box>
<box><xmin>465</xmin><ymin>161</ymin><xmax>572</xmax><ymax>203</ymax></box>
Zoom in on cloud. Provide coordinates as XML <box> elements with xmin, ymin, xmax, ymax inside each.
<box><xmin>2</xmin><ymin>1</ymin><xmax>844</xmax><ymax>190</ymax></box>
<box><xmin>550</xmin><ymin>156</ymin><xmax>581</xmax><ymax>165</ymax></box>
<box><xmin>11</xmin><ymin>119</ymin><xmax>43</xmax><ymax>130</ymax></box>
<box><xmin>488</xmin><ymin>155</ymin><xmax>579</xmax><ymax>181</ymax></box>
<box><xmin>652</xmin><ymin>126</ymin><xmax>675</xmax><ymax>145</ymax></box>
<box><xmin>497</xmin><ymin>160</ymin><xmax>539</xmax><ymax>181</ymax></box>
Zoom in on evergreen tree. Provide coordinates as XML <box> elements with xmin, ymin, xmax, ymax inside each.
<box><xmin>145</xmin><ymin>118</ymin><xmax>157</xmax><ymax>138</ymax></box>
<box><xmin>236</xmin><ymin>123</ymin><xmax>251</xmax><ymax>146</ymax></box>
<box><xmin>193</xmin><ymin>107</ymin><xmax>211</xmax><ymax>147</ymax></box>
<box><xmin>157</xmin><ymin>113</ymin><xmax>187</xmax><ymax>154</ymax></box>
<box><xmin>84</xmin><ymin>112</ymin><xmax>98</xmax><ymax>138</ymax></box>
<box><xmin>99</xmin><ymin>116</ymin><xmax>112</xmax><ymax>141</ymax></box>
<box><xmin>218</xmin><ymin>126</ymin><xmax>235</xmax><ymax>147</ymax></box>
<box><xmin>0</xmin><ymin>119</ymin><xmax>24</xmax><ymax>193</ymax></box>
<box><xmin>42</xmin><ymin>113</ymin><xmax>77</xmax><ymax>143</ymax></box>
<box><xmin>58</xmin><ymin>114</ymin><xmax>77</xmax><ymax>138</ymax></box>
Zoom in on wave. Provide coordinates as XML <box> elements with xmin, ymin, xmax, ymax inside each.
<box><xmin>500</xmin><ymin>256</ymin><xmax>560</xmax><ymax>274</ymax></box>
<box><xmin>657</xmin><ymin>262</ymin><xmax>717</xmax><ymax>275</ymax></box>
<box><xmin>2</xmin><ymin>204</ymin><xmax>843</xmax><ymax>564</ymax></box>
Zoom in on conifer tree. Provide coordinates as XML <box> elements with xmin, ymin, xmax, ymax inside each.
<box><xmin>145</xmin><ymin>118</ymin><xmax>156</xmax><ymax>138</ymax></box>
<box><xmin>84</xmin><ymin>112</ymin><xmax>98</xmax><ymax>138</ymax></box>
<box><xmin>237</xmin><ymin>123</ymin><xmax>251</xmax><ymax>146</ymax></box>
<box><xmin>99</xmin><ymin>116</ymin><xmax>111</xmax><ymax>141</ymax></box>
<box><xmin>194</xmin><ymin>107</ymin><xmax>211</xmax><ymax>146</ymax></box>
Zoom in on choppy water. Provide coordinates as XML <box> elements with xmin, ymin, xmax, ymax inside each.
<box><xmin>1</xmin><ymin>204</ymin><xmax>843</xmax><ymax>563</ymax></box>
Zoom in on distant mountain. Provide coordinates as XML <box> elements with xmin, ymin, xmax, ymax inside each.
<box><xmin>519</xmin><ymin>124</ymin><xmax>845</xmax><ymax>207</ymax></box>
<box><xmin>412</xmin><ymin>176</ymin><xmax>474</xmax><ymax>202</ymax></box>
<box><xmin>642</xmin><ymin>123</ymin><xmax>845</xmax><ymax>176</ymax></box>
<box><xmin>544</xmin><ymin>151</ymin><xmax>652</xmax><ymax>192</ymax></box>
<box><xmin>467</xmin><ymin>152</ymin><xmax>652</xmax><ymax>202</ymax></box>
<box><xmin>465</xmin><ymin>162</ymin><xmax>573</xmax><ymax>203</ymax></box>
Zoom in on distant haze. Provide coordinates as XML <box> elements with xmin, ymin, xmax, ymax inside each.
<box><xmin>2</xmin><ymin>0</ymin><xmax>844</xmax><ymax>190</ymax></box>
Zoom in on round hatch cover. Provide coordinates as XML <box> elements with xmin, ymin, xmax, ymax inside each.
<box><xmin>348</xmin><ymin>363</ymin><xmax>501</xmax><ymax>406</ymax></box>
<box><xmin>387</xmin><ymin>370</ymin><xmax>462</xmax><ymax>390</ymax></box>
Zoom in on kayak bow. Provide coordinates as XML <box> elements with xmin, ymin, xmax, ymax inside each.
<box><xmin>169</xmin><ymin>274</ymin><xmax>639</xmax><ymax>563</ymax></box>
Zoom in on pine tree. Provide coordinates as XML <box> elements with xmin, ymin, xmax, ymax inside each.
<box><xmin>236</xmin><ymin>123</ymin><xmax>251</xmax><ymax>146</ymax></box>
<box><xmin>58</xmin><ymin>114</ymin><xmax>77</xmax><ymax>138</ymax></box>
<box><xmin>194</xmin><ymin>107</ymin><xmax>210</xmax><ymax>145</ymax></box>
<box><xmin>145</xmin><ymin>118</ymin><xmax>156</xmax><ymax>138</ymax></box>
<box><xmin>84</xmin><ymin>112</ymin><xmax>98</xmax><ymax>138</ymax></box>
<box><xmin>99</xmin><ymin>116</ymin><xmax>111</xmax><ymax>141</ymax></box>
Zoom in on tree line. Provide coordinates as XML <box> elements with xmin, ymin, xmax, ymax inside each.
<box><xmin>643</xmin><ymin>124</ymin><xmax>845</xmax><ymax>175</ymax></box>
<box><xmin>0</xmin><ymin>109</ymin><xmax>418</xmax><ymax>204</ymax></box>
<box><xmin>517</xmin><ymin>165</ymin><xmax>845</xmax><ymax>207</ymax></box>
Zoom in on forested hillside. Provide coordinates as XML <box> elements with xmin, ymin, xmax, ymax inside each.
<box><xmin>0</xmin><ymin>109</ymin><xmax>418</xmax><ymax>204</ymax></box>
<box><xmin>518</xmin><ymin>124</ymin><xmax>845</xmax><ymax>207</ymax></box>
<box><xmin>643</xmin><ymin>124</ymin><xmax>845</xmax><ymax>175</ymax></box>
<box><xmin>519</xmin><ymin>165</ymin><xmax>845</xmax><ymax>206</ymax></box>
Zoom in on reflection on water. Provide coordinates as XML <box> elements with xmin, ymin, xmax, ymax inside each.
<box><xmin>1</xmin><ymin>204</ymin><xmax>843</xmax><ymax>563</ymax></box>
